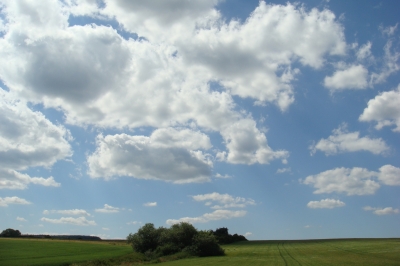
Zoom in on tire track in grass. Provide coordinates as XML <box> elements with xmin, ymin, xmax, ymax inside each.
<box><xmin>282</xmin><ymin>242</ymin><xmax>302</xmax><ymax>266</ymax></box>
<box><xmin>277</xmin><ymin>243</ymin><xmax>288</xmax><ymax>266</ymax></box>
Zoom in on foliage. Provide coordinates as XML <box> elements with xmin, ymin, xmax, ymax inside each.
<box><xmin>187</xmin><ymin>231</ymin><xmax>225</xmax><ymax>257</ymax></box>
<box><xmin>0</xmin><ymin>228</ymin><xmax>21</xmax><ymax>237</ymax></box>
<box><xmin>126</xmin><ymin>223</ymin><xmax>164</xmax><ymax>253</ymax></box>
<box><xmin>211</xmin><ymin>227</ymin><xmax>247</xmax><ymax>244</ymax></box>
<box><xmin>127</xmin><ymin>222</ymin><xmax>225</xmax><ymax>259</ymax></box>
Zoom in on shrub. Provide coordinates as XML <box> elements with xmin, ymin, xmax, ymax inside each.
<box><xmin>187</xmin><ymin>231</ymin><xmax>225</xmax><ymax>257</ymax></box>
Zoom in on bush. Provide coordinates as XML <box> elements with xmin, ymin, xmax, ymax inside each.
<box><xmin>187</xmin><ymin>231</ymin><xmax>225</xmax><ymax>257</ymax></box>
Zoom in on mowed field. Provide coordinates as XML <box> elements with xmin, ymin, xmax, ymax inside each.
<box><xmin>1</xmin><ymin>238</ymin><xmax>399</xmax><ymax>266</ymax></box>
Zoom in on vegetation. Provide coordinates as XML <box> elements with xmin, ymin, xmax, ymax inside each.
<box><xmin>160</xmin><ymin>239</ymin><xmax>400</xmax><ymax>266</ymax></box>
<box><xmin>0</xmin><ymin>228</ymin><xmax>21</xmax><ymax>237</ymax></box>
<box><xmin>211</xmin><ymin>227</ymin><xmax>247</xmax><ymax>244</ymax></box>
<box><xmin>126</xmin><ymin>222</ymin><xmax>225</xmax><ymax>259</ymax></box>
<box><xmin>0</xmin><ymin>237</ymin><xmax>399</xmax><ymax>265</ymax></box>
<box><xmin>0</xmin><ymin>238</ymin><xmax>134</xmax><ymax>266</ymax></box>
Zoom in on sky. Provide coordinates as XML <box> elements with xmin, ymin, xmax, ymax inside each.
<box><xmin>0</xmin><ymin>0</ymin><xmax>399</xmax><ymax>240</ymax></box>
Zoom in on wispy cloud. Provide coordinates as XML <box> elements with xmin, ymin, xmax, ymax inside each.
<box><xmin>363</xmin><ymin>206</ymin><xmax>399</xmax><ymax>215</ymax></box>
<box><xmin>143</xmin><ymin>202</ymin><xmax>157</xmax><ymax>207</ymax></box>
<box><xmin>95</xmin><ymin>204</ymin><xmax>120</xmax><ymax>213</ymax></box>
<box><xmin>41</xmin><ymin>217</ymin><xmax>97</xmax><ymax>226</ymax></box>
<box><xmin>0</xmin><ymin>197</ymin><xmax>31</xmax><ymax>207</ymax></box>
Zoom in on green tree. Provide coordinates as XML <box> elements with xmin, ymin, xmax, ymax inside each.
<box><xmin>0</xmin><ymin>228</ymin><xmax>21</xmax><ymax>237</ymax></box>
<box><xmin>126</xmin><ymin>223</ymin><xmax>164</xmax><ymax>253</ymax></box>
<box><xmin>188</xmin><ymin>231</ymin><xmax>225</xmax><ymax>257</ymax></box>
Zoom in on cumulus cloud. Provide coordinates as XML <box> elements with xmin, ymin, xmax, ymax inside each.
<box><xmin>324</xmin><ymin>64</ymin><xmax>368</xmax><ymax>90</ymax></box>
<box><xmin>307</xmin><ymin>199</ymin><xmax>345</xmax><ymax>209</ymax></box>
<box><xmin>310</xmin><ymin>124</ymin><xmax>390</xmax><ymax>155</ymax></box>
<box><xmin>302</xmin><ymin>167</ymin><xmax>380</xmax><ymax>195</ymax></box>
<box><xmin>0</xmin><ymin>90</ymin><xmax>71</xmax><ymax>189</ymax></box>
<box><xmin>363</xmin><ymin>206</ymin><xmax>399</xmax><ymax>215</ymax></box>
<box><xmin>220</xmin><ymin>119</ymin><xmax>289</xmax><ymax>165</ymax></box>
<box><xmin>95</xmin><ymin>204</ymin><xmax>120</xmax><ymax>213</ymax></box>
<box><xmin>16</xmin><ymin>217</ymin><xmax>27</xmax><ymax>222</ymax></box>
<box><xmin>41</xmin><ymin>216</ymin><xmax>97</xmax><ymax>226</ymax></box>
<box><xmin>87</xmin><ymin>129</ymin><xmax>214</xmax><ymax>183</ymax></box>
<box><xmin>359</xmin><ymin>85</ymin><xmax>400</xmax><ymax>132</ymax></box>
<box><xmin>166</xmin><ymin>209</ymin><xmax>246</xmax><ymax>225</ymax></box>
<box><xmin>43</xmin><ymin>209</ymin><xmax>91</xmax><ymax>216</ymax></box>
<box><xmin>378</xmin><ymin>165</ymin><xmax>400</xmax><ymax>186</ymax></box>
<box><xmin>192</xmin><ymin>192</ymin><xmax>255</xmax><ymax>209</ymax></box>
<box><xmin>0</xmin><ymin>196</ymin><xmax>31</xmax><ymax>207</ymax></box>
<box><xmin>143</xmin><ymin>202</ymin><xmax>157</xmax><ymax>207</ymax></box>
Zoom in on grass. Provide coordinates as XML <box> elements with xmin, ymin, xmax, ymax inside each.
<box><xmin>160</xmin><ymin>239</ymin><xmax>400</xmax><ymax>266</ymax></box>
<box><xmin>0</xmin><ymin>238</ymin><xmax>138</xmax><ymax>266</ymax></box>
<box><xmin>1</xmin><ymin>238</ymin><xmax>399</xmax><ymax>265</ymax></box>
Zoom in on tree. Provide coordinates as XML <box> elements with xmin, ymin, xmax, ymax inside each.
<box><xmin>187</xmin><ymin>231</ymin><xmax>225</xmax><ymax>257</ymax></box>
<box><xmin>0</xmin><ymin>228</ymin><xmax>21</xmax><ymax>237</ymax></box>
<box><xmin>126</xmin><ymin>223</ymin><xmax>164</xmax><ymax>253</ymax></box>
<box><xmin>127</xmin><ymin>222</ymin><xmax>225</xmax><ymax>259</ymax></box>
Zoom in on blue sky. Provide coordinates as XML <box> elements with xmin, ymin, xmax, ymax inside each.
<box><xmin>0</xmin><ymin>0</ymin><xmax>399</xmax><ymax>240</ymax></box>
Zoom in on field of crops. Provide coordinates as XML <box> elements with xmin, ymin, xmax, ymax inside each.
<box><xmin>1</xmin><ymin>238</ymin><xmax>399</xmax><ymax>265</ymax></box>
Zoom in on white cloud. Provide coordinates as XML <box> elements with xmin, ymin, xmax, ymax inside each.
<box><xmin>370</xmin><ymin>41</ymin><xmax>400</xmax><ymax>85</ymax></box>
<box><xmin>378</xmin><ymin>165</ymin><xmax>400</xmax><ymax>186</ymax></box>
<box><xmin>302</xmin><ymin>167</ymin><xmax>380</xmax><ymax>196</ymax></box>
<box><xmin>42</xmin><ymin>209</ymin><xmax>91</xmax><ymax>216</ymax></box>
<box><xmin>277</xmin><ymin>167</ymin><xmax>291</xmax><ymax>174</ymax></box>
<box><xmin>380</xmin><ymin>24</ymin><xmax>398</xmax><ymax>37</ymax></box>
<box><xmin>310</xmin><ymin>124</ymin><xmax>389</xmax><ymax>155</ymax></box>
<box><xmin>0</xmin><ymin>196</ymin><xmax>31</xmax><ymax>207</ymax></box>
<box><xmin>95</xmin><ymin>204</ymin><xmax>120</xmax><ymax>213</ymax></box>
<box><xmin>214</xmin><ymin>173</ymin><xmax>232</xmax><ymax>179</ymax></box>
<box><xmin>244</xmin><ymin>232</ymin><xmax>252</xmax><ymax>237</ymax></box>
<box><xmin>359</xmin><ymin>85</ymin><xmax>400</xmax><ymax>132</ymax></box>
<box><xmin>143</xmin><ymin>202</ymin><xmax>157</xmax><ymax>207</ymax></box>
<box><xmin>0</xmin><ymin>90</ymin><xmax>71</xmax><ymax>189</ymax></box>
<box><xmin>16</xmin><ymin>216</ymin><xmax>27</xmax><ymax>222</ymax></box>
<box><xmin>127</xmin><ymin>221</ymin><xmax>141</xmax><ymax>225</ymax></box>
<box><xmin>307</xmin><ymin>199</ymin><xmax>345</xmax><ymax>209</ymax></box>
<box><xmin>324</xmin><ymin>64</ymin><xmax>368</xmax><ymax>90</ymax></box>
<box><xmin>0</xmin><ymin>169</ymin><xmax>60</xmax><ymax>190</ymax></box>
<box><xmin>192</xmin><ymin>192</ymin><xmax>255</xmax><ymax>209</ymax></box>
<box><xmin>41</xmin><ymin>216</ymin><xmax>97</xmax><ymax>226</ymax></box>
<box><xmin>363</xmin><ymin>206</ymin><xmax>399</xmax><ymax>215</ymax></box>
<box><xmin>87</xmin><ymin>131</ymin><xmax>213</xmax><ymax>183</ymax></box>
<box><xmin>356</xmin><ymin>42</ymin><xmax>373</xmax><ymax>61</ymax></box>
<box><xmin>220</xmin><ymin>119</ymin><xmax>289</xmax><ymax>165</ymax></box>
<box><xmin>166</xmin><ymin>209</ymin><xmax>246</xmax><ymax>225</ymax></box>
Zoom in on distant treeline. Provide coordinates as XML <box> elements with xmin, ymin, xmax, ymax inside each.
<box><xmin>0</xmin><ymin>228</ymin><xmax>101</xmax><ymax>241</ymax></box>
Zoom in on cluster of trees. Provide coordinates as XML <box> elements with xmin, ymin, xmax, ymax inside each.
<box><xmin>211</xmin><ymin>227</ymin><xmax>247</xmax><ymax>244</ymax></box>
<box><xmin>127</xmin><ymin>223</ymin><xmax>248</xmax><ymax>259</ymax></box>
<box><xmin>127</xmin><ymin>223</ymin><xmax>226</xmax><ymax>259</ymax></box>
<box><xmin>0</xmin><ymin>228</ymin><xmax>21</xmax><ymax>237</ymax></box>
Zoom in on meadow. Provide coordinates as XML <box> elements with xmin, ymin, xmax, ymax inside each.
<box><xmin>0</xmin><ymin>238</ymin><xmax>399</xmax><ymax>265</ymax></box>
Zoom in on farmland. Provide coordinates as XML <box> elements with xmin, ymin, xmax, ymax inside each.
<box><xmin>0</xmin><ymin>238</ymin><xmax>399</xmax><ymax>265</ymax></box>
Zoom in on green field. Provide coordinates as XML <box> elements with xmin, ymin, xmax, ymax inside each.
<box><xmin>163</xmin><ymin>239</ymin><xmax>400</xmax><ymax>266</ymax></box>
<box><xmin>1</xmin><ymin>238</ymin><xmax>399</xmax><ymax>266</ymax></box>
<box><xmin>0</xmin><ymin>238</ymin><xmax>137</xmax><ymax>266</ymax></box>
